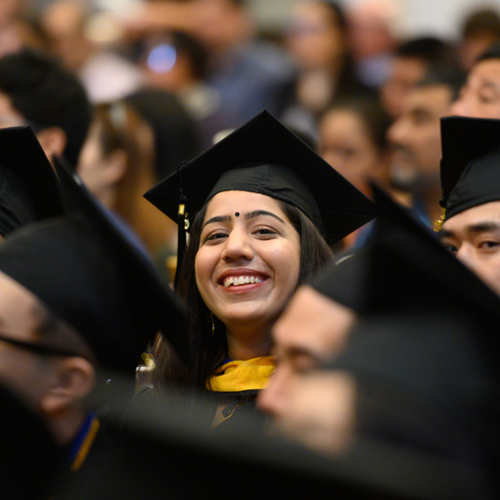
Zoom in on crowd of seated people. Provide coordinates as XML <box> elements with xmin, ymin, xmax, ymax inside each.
<box><xmin>2</xmin><ymin>1</ymin><xmax>500</xmax><ymax>499</ymax></box>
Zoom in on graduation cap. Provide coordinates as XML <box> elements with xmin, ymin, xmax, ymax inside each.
<box><xmin>308</xmin><ymin>183</ymin><xmax>500</xmax><ymax>347</ymax></box>
<box><xmin>144</xmin><ymin>111</ymin><xmax>376</xmax><ymax>260</ymax></box>
<box><xmin>329</xmin><ymin>310</ymin><xmax>497</xmax><ymax>492</ymax></box>
<box><xmin>0</xmin><ymin>126</ymin><xmax>63</xmax><ymax>236</ymax></box>
<box><xmin>437</xmin><ymin>116</ymin><xmax>500</xmax><ymax>229</ymax></box>
<box><xmin>307</xmin><ymin>187</ymin><xmax>500</xmax><ymax>490</ymax></box>
<box><xmin>0</xmin><ymin>157</ymin><xmax>189</xmax><ymax>372</ymax></box>
<box><xmin>57</xmin><ymin>372</ymin><xmax>486</xmax><ymax>500</ymax></box>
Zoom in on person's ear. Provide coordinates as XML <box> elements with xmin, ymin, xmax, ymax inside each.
<box><xmin>40</xmin><ymin>357</ymin><xmax>95</xmax><ymax>416</ymax></box>
<box><xmin>35</xmin><ymin>127</ymin><xmax>67</xmax><ymax>163</ymax></box>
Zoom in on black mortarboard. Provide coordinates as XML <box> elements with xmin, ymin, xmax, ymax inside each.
<box><xmin>438</xmin><ymin>116</ymin><xmax>500</xmax><ymax>228</ymax></box>
<box><xmin>0</xmin><ymin>157</ymin><xmax>189</xmax><ymax>372</ymax></box>
<box><xmin>308</xmin><ymin>183</ymin><xmax>500</xmax><ymax>343</ymax></box>
<box><xmin>144</xmin><ymin>110</ymin><xmax>376</xmax><ymax>248</ymax></box>
<box><xmin>0</xmin><ymin>126</ymin><xmax>63</xmax><ymax>236</ymax></box>
<box><xmin>310</xmin><ymin>186</ymin><xmax>500</xmax><ymax>491</ymax></box>
<box><xmin>329</xmin><ymin>311</ymin><xmax>497</xmax><ymax>496</ymax></box>
<box><xmin>58</xmin><ymin>372</ymin><xmax>485</xmax><ymax>500</ymax></box>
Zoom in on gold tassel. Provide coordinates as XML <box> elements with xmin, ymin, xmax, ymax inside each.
<box><xmin>178</xmin><ymin>204</ymin><xmax>190</xmax><ymax>230</ymax></box>
<box><xmin>434</xmin><ymin>207</ymin><xmax>446</xmax><ymax>232</ymax></box>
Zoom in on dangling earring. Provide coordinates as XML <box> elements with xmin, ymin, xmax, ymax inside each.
<box><xmin>210</xmin><ymin>312</ymin><xmax>215</xmax><ymax>335</ymax></box>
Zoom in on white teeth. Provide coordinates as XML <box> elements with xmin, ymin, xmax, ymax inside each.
<box><xmin>223</xmin><ymin>276</ymin><xmax>263</xmax><ymax>287</ymax></box>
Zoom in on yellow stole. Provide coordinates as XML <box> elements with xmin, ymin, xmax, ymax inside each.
<box><xmin>208</xmin><ymin>356</ymin><xmax>275</xmax><ymax>392</ymax></box>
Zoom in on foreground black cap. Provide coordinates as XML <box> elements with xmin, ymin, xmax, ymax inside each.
<box><xmin>0</xmin><ymin>126</ymin><xmax>63</xmax><ymax>236</ymax></box>
<box><xmin>309</xmin><ymin>183</ymin><xmax>500</xmax><ymax>340</ymax></box>
<box><xmin>438</xmin><ymin>116</ymin><xmax>500</xmax><ymax>227</ymax></box>
<box><xmin>330</xmin><ymin>310</ymin><xmax>497</xmax><ymax>495</ymax></box>
<box><xmin>144</xmin><ymin>111</ymin><xmax>376</xmax><ymax>245</ymax></box>
<box><xmin>58</xmin><ymin>373</ymin><xmax>485</xmax><ymax>500</ymax></box>
<box><xmin>314</xmin><ymin>188</ymin><xmax>500</xmax><ymax>491</ymax></box>
<box><xmin>0</xmin><ymin>157</ymin><xmax>189</xmax><ymax>372</ymax></box>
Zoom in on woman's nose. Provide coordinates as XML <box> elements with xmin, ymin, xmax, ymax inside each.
<box><xmin>221</xmin><ymin>228</ymin><xmax>254</xmax><ymax>261</ymax></box>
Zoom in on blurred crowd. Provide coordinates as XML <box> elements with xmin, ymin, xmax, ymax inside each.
<box><xmin>3</xmin><ymin>0</ymin><xmax>500</xmax><ymax>262</ymax></box>
<box><xmin>2</xmin><ymin>0</ymin><xmax>500</xmax><ymax>499</ymax></box>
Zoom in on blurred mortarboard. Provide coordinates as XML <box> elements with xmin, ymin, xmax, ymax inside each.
<box><xmin>438</xmin><ymin>116</ymin><xmax>500</xmax><ymax>229</ymax></box>
<box><xmin>57</xmin><ymin>372</ymin><xmax>486</xmax><ymax>500</ymax></box>
<box><xmin>144</xmin><ymin>110</ymin><xmax>376</xmax><ymax>246</ymax></box>
<box><xmin>308</xmin><ymin>182</ymin><xmax>500</xmax><ymax>340</ymax></box>
<box><xmin>328</xmin><ymin>311</ymin><xmax>497</xmax><ymax>496</ymax></box>
<box><xmin>310</xmin><ymin>186</ymin><xmax>500</xmax><ymax>490</ymax></box>
<box><xmin>0</xmin><ymin>157</ymin><xmax>189</xmax><ymax>372</ymax></box>
<box><xmin>0</xmin><ymin>126</ymin><xmax>63</xmax><ymax>236</ymax></box>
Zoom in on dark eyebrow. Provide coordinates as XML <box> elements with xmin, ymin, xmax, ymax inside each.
<box><xmin>245</xmin><ymin>210</ymin><xmax>285</xmax><ymax>224</ymax></box>
<box><xmin>202</xmin><ymin>210</ymin><xmax>286</xmax><ymax>229</ymax></box>
<box><xmin>467</xmin><ymin>222</ymin><xmax>500</xmax><ymax>234</ymax></box>
<box><xmin>202</xmin><ymin>215</ymin><xmax>232</xmax><ymax>229</ymax></box>
<box><xmin>410</xmin><ymin>107</ymin><xmax>432</xmax><ymax>120</ymax></box>
<box><xmin>440</xmin><ymin>222</ymin><xmax>500</xmax><ymax>239</ymax></box>
<box><xmin>438</xmin><ymin>229</ymin><xmax>454</xmax><ymax>239</ymax></box>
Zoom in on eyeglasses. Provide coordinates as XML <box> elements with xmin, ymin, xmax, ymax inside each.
<box><xmin>0</xmin><ymin>333</ymin><xmax>85</xmax><ymax>358</ymax></box>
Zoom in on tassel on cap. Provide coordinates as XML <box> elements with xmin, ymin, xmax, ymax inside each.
<box><xmin>174</xmin><ymin>163</ymin><xmax>190</xmax><ymax>288</ymax></box>
<box><xmin>434</xmin><ymin>207</ymin><xmax>446</xmax><ymax>232</ymax></box>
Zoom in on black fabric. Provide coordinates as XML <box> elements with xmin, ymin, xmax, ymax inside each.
<box><xmin>0</xmin><ymin>167</ymin><xmax>36</xmax><ymax>235</ymax></box>
<box><xmin>58</xmin><ymin>373</ymin><xmax>487</xmax><ymax>500</ymax></box>
<box><xmin>0</xmin><ymin>157</ymin><xmax>189</xmax><ymax>372</ymax></box>
<box><xmin>440</xmin><ymin>116</ymin><xmax>500</xmax><ymax>220</ymax></box>
<box><xmin>333</xmin><ymin>313</ymin><xmax>495</xmax><ymax>477</ymax></box>
<box><xmin>0</xmin><ymin>215</ymin><xmax>138</xmax><ymax>372</ymax></box>
<box><xmin>307</xmin><ymin>183</ymin><xmax>500</xmax><ymax>357</ymax></box>
<box><xmin>309</xmin><ymin>252</ymin><xmax>371</xmax><ymax>314</ymax></box>
<box><xmin>207</xmin><ymin>163</ymin><xmax>325</xmax><ymax>234</ymax></box>
<box><xmin>0</xmin><ymin>126</ymin><xmax>63</xmax><ymax>236</ymax></box>
<box><xmin>0</xmin><ymin>382</ymin><xmax>64</xmax><ymax>500</ymax></box>
<box><xmin>53</xmin><ymin>157</ymin><xmax>190</xmax><ymax>367</ymax></box>
<box><xmin>313</xmin><ymin>184</ymin><xmax>500</xmax><ymax>496</ymax></box>
<box><xmin>144</xmin><ymin>110</ymin><xmax>376</xmax><ymax>245</ymax></box>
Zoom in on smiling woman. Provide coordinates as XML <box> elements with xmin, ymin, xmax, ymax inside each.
<box><xmin>144</xmin><ymin>111</ymin><xmax>375</xmax><ymax>427</ymax></box>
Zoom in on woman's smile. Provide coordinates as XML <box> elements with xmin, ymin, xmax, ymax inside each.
<box><xmin>218</xmin><ymin>268</ymin><xmax>269</xmax><ymax>290</ymax></box>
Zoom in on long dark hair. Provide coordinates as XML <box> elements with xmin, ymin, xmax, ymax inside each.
<box><xmin>154</xmin><ymin>199</ymin><xmax>334</xmax><ymax>393</ymax></box>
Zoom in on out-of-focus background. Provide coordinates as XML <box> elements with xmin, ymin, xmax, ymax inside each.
<box><xmin>27</xmin><ymin>1</ymin><xmax>500</xmax><ymax>41</ymax></box>
<box><xmin>5</xmin><ymin>0</ymin><xmax>500</xmax><ymax>275</ymax></box>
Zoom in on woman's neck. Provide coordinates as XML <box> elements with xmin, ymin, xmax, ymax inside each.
<box><xmin>225</xmin><ymin>326</ymin><xmax>272</xmax><ymax>361</ymax></box>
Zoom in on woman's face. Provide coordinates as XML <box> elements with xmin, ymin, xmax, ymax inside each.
<box><xmin>319</xmin><ymin>109</ymin><xmax>382</xmax><ymax>194</ymax></box>
<box><xmin>195</xmin><ymin>191</ymin><xmax>301</xmax><ymax>336</ymax></box>
<box><xmin>287</xmin><ymin>1</ymin><xmax>344</xmax><ymax>71</ymax></box>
